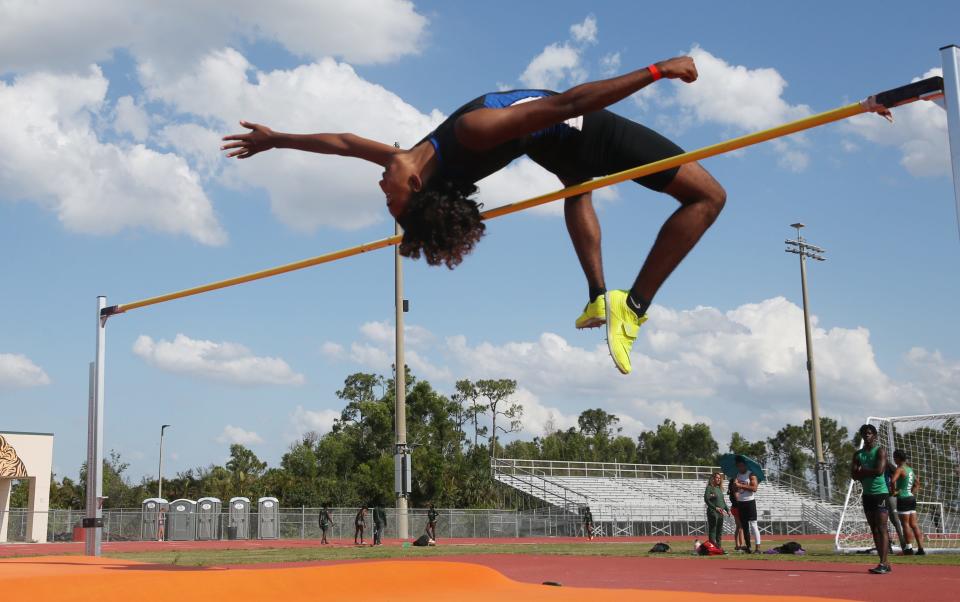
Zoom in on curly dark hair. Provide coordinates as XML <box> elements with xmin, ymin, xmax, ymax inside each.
<box><xmin>396</xmin><ymin>180</ymin><xmax>486</xmax><ymax>269</ymax></box>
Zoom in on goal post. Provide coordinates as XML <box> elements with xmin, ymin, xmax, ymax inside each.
<box><xmin>836</xmin><ymin>413</ymin><xmax>960</xmax><ymax>553</ymax></box>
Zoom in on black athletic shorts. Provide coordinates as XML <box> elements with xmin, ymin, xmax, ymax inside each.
<box><xmin>527</xmin><ymin>109</ymin><xmax>685</xmax><ymax>192</ymax></box>
<box><xmin>862</xmin><ymin>493</ymin><xmax>889</xmax><ymax>514</ymax></box>
<box><xmin>897</xmin><ymin>496</ymin><xmax>917</xmax><ymax>513</ymax></box>
<box><xmin>736</xmin><ymin>499</ymin><xmax>758</xmax><ymax>522</ymax></box>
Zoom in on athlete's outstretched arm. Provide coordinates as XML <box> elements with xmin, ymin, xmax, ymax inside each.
<box><xmin>455</xmin><ymin>56</ymin><xmax>697</xmax><ymax>151</ymax></box>
<box><xmin>222</xmin><ymin>120</ymin><xmax>400</xmax><ymax>166</ymax></box>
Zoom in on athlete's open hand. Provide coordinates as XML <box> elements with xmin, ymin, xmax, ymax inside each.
<box><xmin>656</xmin><ymin>56</ymin><xmax>698</xmax><ymax>83</ymax></box>
<box><xmin>221</xmin><ymin>120</ymin><xmax>276</xmax><ymax>159</ymax></box>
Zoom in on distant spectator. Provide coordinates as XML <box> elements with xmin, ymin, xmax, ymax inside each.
<box><xmin>704</xmin><ymin>472</ymin><xmax>728</xmax><ymax>551</ymax></box>
<box><xmin>732</xmin><ymin>456</ymin><xmax>761</xmax><ymax>553</ymax></box>
<box><xmin>318</xmin><ymin>505</ymin><xmax>332</xmax><ymax>545</ymax></box>
<box><xmin>426</xmin><ymin>503</ymin><xmax>439</xmax><ymax>542</ymax></box>
<box><xmin>582</xmin><ymin>505</ymin><xmax>595</xmax><ymax>540</ymax></box>
<box><xmin>890</xmin><ymin>449</ymin><xmax>926</xmax><ymax>556</ymax></box>
<box><xmin>727</xmin><ymin>477</ymin><xmax>745</xmax><ymax>551</ymax></box>
<box><xmin>157</xmin><ymin>507</ymin><xmax>166</xmax><ymax>541</ymax></box>
<box><xmin>372</xmin><ymin>503</ymin><xmax>386</xmax><ymax>546</ymax></box>
<box><xmin>354</xmin><ymin>506</ymin><xmax>367</xmax><ymax>545</ymax></box>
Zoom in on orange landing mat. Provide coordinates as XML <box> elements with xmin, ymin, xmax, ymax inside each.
<box><xmin>1</xmin><ymin>556</ymin><xmax>855</xmax><ymax>601</ymax></box>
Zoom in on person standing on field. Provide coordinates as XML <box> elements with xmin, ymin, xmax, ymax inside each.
<box><xmin>889</xmin><ymin>449</ymin><xmax>926</xmax><ymax>556</ymax></box>
<box><xmin>318</xmin><ymin>504</ymin><xmax>332</xmax><ymax>545</ymax></box>
<box><xmin>732</xmin><ymin>456</ymin><xmax>761</xmax><ymax>553</ymax></box>
<box><xmin>852</xmin><ymin>424</ymin><xmax>892</xmax><ymax>574</ymax></box>
<box><xmin>704</xmin><ymin>472</ymin><xmax>728</xmax><ymax>550</ymax></box>
<box><xmin>426</xmin><ymin>503</ymin><xmax>439</xmax><ymax>542</ymax></box>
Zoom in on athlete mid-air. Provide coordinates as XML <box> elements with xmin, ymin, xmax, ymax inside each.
<box><xmin>223</xmin><ymin>56</ymin><xmax>721</xmax><ymax>374</ymax></box>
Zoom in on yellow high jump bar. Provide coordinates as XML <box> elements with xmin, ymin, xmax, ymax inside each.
<box><xmin>105</xmin><ymin>77</ymin><xmax>944</xmax><ymax>317</ymax></box>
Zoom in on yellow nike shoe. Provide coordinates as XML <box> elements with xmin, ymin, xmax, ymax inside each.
<box><xmin>575</xmin><ymin>295</ymin><xmax>606</xmax><ymax>329</ymax></box>
<box><xmin>605</xmin><ymin>290</ymin><xmax>648</xmax><ymax>375</ymax></box>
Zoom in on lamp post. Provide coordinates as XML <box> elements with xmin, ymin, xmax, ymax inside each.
<box><xmin>785</xmin><ymin>224</ymin><xmax>829</xmax><ymax>501</ymax></box>
<box><xmin>394</xmin><ymin>220</ymin><xmax>410</xmax><ymax>540</ymax></box>
<box><xmin>158</xmin><ymin>424</ymin><xmax>171</xmax><ymax>499</ymax></box>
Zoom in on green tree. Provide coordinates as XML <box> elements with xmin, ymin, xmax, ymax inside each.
<box><xmin>455</xmin><ymin>379</ymin><xmax>487</xmax><ymax>448</ymax></box>
<box><xmin>728</xmin><ymin>432</ymin><xmax>769</xmax><ymax>465</ymax></box>
<box><xmin>677</xmin><ymin>422</ymin><xmax>719</xmax><ymax>465</ymax></box>
<box><xmin>578</xmin><ymin>409</ymin><xmax>621</xmax><ymax>439</ymax></box>
<box><xmin>225</xmin><ymin>444</ymin><xmax>267</xmax><ymax>498</ymax></box>
<box><xmin>477</xmin><ymin>378</ymin><xmax>522</xmax><ymax>460</ymax></box>
<box><xmin>637</xmin><ymin>420</ymin><xmax>680</xmax><ymax>464</ymax></box>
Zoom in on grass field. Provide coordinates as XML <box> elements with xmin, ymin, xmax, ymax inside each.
<box><xmin>106</xmin><ymin>538</ymin><xmax>960</xmax><ymax>567</ymax></box>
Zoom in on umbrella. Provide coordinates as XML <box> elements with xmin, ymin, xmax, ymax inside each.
<box><xmin>718</xmin><ymin>453</ymin><xmax>766</xmax><ymax>482</ymax></box>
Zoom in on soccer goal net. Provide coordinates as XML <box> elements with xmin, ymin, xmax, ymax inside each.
<box><xmin>836</xmin><ymin>413</ymin><xmax>960</xmax><ymax>553</ymax></box>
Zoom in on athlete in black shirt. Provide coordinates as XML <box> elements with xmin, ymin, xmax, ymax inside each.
<box><xmin>223</xmin><ymin>56</ymin><xmax>720</xmax><ymax>373</ymax></box>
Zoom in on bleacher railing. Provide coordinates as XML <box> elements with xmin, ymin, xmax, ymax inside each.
<box><xmin>492</xmin><ymin>458</ymin><xmax>718</xmax><ymax>481</ymax></box>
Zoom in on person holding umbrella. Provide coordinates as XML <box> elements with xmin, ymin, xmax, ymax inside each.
<box><xmin>720</xmin><ymin>454</ymin><xmax>763</xmax><ymax>554</ymax></box>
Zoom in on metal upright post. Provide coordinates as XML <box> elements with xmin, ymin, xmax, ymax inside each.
<box><xmin>785</xmin><ymin>225</ymin><xmax>829</xmax><ymax>501</ymax></box>
<box><xmin>158</xmin><ymin>424</ymin><xmax>170</xmax><ymax>499</ymax></box>
<box><xmin>940</xmin><ymin>45</ymin><xmax>960</xmax><ymax>239</ymax></box>
<box><xmin>394</xmin><ymin>221</ymin><xmax>409</xmax><ymax>540</ymax></box>
<box><xmin>85</xmin><ymin>296</ymin><xmax>107</xmax><ymax>556</ymax></box>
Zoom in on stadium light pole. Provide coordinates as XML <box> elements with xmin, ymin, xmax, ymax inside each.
<box><xmin>394</xmin><ymin>220</ymin><xmax>410</xmax><ymax>540</ymax></box>
<box><xmin>785</xmin><ymin>223</ymin><xmax>830</xmax><ymax>502</ymax></box>
<box><xmin>158</xmin><ymin>424</ymin><xmax>171</xmax><ymax>499</ymax></box>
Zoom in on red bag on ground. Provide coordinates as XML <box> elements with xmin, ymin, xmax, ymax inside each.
<box><xmin>697</xmin><ymin>540</ymin><xmax>724</xmax><ymax>556</ymax></box>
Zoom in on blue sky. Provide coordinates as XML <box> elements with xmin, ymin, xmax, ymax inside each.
<box><xmin>1</xmin><ymin>1</ymin><xmax>958</xmax><ymax>483</ymax></box>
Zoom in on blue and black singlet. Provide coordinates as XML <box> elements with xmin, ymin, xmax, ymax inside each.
<box><xmin>422</xmin><ymin>89</ymin><xmax>685</xmax><ymax>191</ymax></box>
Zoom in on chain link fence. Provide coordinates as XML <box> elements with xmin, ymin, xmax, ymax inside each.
<box><xmin>1</xmin><ymin>506</ymin><xmax>819</xmax><ymax>543</ymax></box>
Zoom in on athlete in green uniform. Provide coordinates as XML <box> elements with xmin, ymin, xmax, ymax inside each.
<box><xmin>704</xmin><ymin>472</ymin><xmax>728</xmax><ymax>550</ymax></box>
<box><xmin>851</xmin><ymin>424</ymin><xmax>891</xmax><ymax>574</ymax></box>
<box><xmin>890</xmin><ymin>449</ymin><xmax>926</xmax><ymax>555</ymax></box>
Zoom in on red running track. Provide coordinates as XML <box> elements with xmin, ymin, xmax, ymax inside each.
<box><xmin>2</xmin><ymin>535</ymin><xmax>955</xmax><ymax>601</ymax></box>
<box><xmin>0</xmin><ymin>534</ymin><xmax>835</xmax><ymax>557</ymax></box>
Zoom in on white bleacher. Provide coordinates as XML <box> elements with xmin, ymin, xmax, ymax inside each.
<box><xmin>494</xmin><ymin>458</ymin><xmax>841</xmax><ymax>531</ymax></box>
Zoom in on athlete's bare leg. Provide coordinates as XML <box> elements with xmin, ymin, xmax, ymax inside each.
<box><xmin>563</xmin><ymin>185</ymin><xmax>605</xmax><ymax>298</ymax></box>
<box><xmin>629</xmin><ymin>162</ymin><xmax>725</xmax><ymax>304</ymax></box>
<box><xmin>560</xmin><ymin>163</ymin><xmax>724</xmax><ymax>309</ymax></box>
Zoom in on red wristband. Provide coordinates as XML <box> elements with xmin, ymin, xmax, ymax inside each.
<box><xmin>648</xmin><ymin>63</ymin><xmax>662</xmax><ymax>81</ymax></box>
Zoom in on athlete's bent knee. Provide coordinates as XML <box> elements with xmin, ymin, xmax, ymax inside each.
<box><xmin>706</xmin><ymin>184</ymin><xmax>727</xmax><ymax>222</ymax></box>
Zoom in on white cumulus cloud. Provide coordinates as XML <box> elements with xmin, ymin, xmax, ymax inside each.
<box><xmin>519</xmin><ymin>15</ymin><xmax>599</xmax><ymax>90</ymax></box>
<box><xmin>142</xmin><ymin>49</ymin><xmax>444</xmax><ymax>232</ymax></box>
<box><xmin>0</xmin><ymin>0</ymin><xmax>429</xmax><ymax>76</ymax></box>
<box><xmin>133</xmin><ymin>334</ymin><xmax>305</xmax><ymax>385</ymax></box>
<box><xmin>569</xmin><ymin>15</ymin><xmax>598</xmax><ymax>45</ymax></box>
<box><xmin>289</xmin><ymin>405</ymin><xmax>340</xmax><ymax>439</ymax></box>
<box><xmin>322</xmin><ymin>321</ymin><xmax>450</xmax><ymax>381</ymax></box>
<box><xmin>0</xmin><ymin>353</ymin><xmax>51</xmax><ymax>388</ymax></box>
<box><xmin>519</xmin><ymin>43</ymin><xmax>586</xmax><ymax>90</ymax></box>
<box><xmin>640</xmin><ymin>46</ymin><xmax>813</xmax><ymax>171</ymax></box>
<box><xmin>0</xmin><ymin>67</ymin><xmax>226</xmax><ymax>245</ymax></box>
<box><xmin>845</xmin><ymin>68</ymin><xmax>949</xmax><ymax>177</ymax></box>
<box><xmin>321</xmin><ymin>296</ymin><xmax>956</xmax><ymax>443</ymax></box>
<box><xmin>216</xmin><ymin>425</ymin><xmax>264</xmax><ymax>445</ymax></box>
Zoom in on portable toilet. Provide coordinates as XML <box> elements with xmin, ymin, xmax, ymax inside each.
<box><xmin>140</xmin><ymin>498</ymin><xmax>168</xmax><ymax>541</ymax></box>
<box><xmin>228</xmin><ymin>497</ymin><xmax>250</xmax><ymax>540</ymax></box>
<box><xmin>257</xmin><ymin>497</ymin><xmax>279</xmax><ymax>540</ymax></box>
<box><xmin>167</xmin><ymin>499</ymin><xmax>197</xmax><ymax>541</ymax></box>
<box><xmin>196</xmin><ymin>497</ymin><xmax>222</xmax><ymax>540</ymax></box>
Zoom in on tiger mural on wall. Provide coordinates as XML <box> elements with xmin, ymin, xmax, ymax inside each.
<box><xmin>0</xmin><ymin>435</ymin><xmax>28</xmax><ymax>478</ymax></box>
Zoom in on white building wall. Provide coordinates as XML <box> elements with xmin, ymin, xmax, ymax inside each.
<box><xmin>0</xmin><ymin>431</ymin><xmax>54</xmax><ymax>543</ymax></box>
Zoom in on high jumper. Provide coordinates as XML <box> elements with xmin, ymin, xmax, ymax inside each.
<box><xmin>222</xmin><ymin>56</ymin><xmax>894</xmax><ymax>374</ymax></box>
